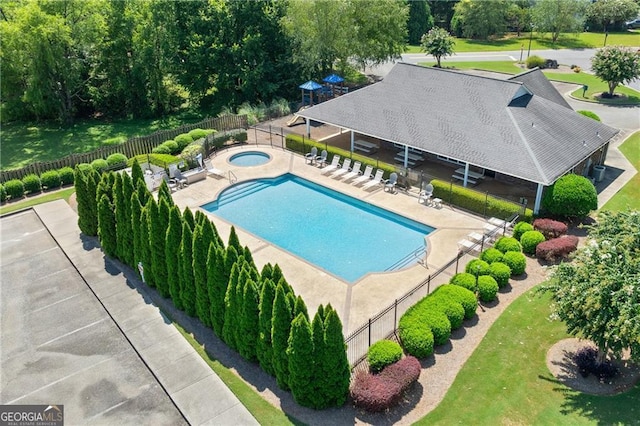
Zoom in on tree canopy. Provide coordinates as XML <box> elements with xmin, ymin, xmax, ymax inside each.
<box><xmin>451</xmin><ymin>0</ymin><xmax>511</xmax><ymax>39</ymax></box>
<box><xmin>531</xmin><ymin>0</ymin><xmax>588</xmax><ymax>42</ymax></box>
<box><xmin>421</xmin><ymin>27</ymin><xmax>455</xmax><ymax>67</ymax></box>
<box><xmin>586</xmin><ymin>0</ymin><xmax>639</xmax><ymax>32</ymax></box>
<box><xmin>591</xmin><ymin>46</ymin><xmax>640</xmax><ymax>97</ymax></box>
<box><xmin>540</xmin><ymin>210</ymin><xmax>640</xmax><ymax>363</ymax></box>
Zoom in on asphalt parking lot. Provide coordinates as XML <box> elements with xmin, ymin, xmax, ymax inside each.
<box><xmin>0</xmin><ymin>209</ymin><xmax>186</xmax><ymax>425</ymax></box>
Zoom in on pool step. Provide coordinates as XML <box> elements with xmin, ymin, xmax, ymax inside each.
<box><xmin>385</xmin><ymin>246</ymin><xmax>425</xmax><ymax>271</ymax></box>
<box><xmin>216</xmin><ymin>181</ymin><xmax>271</xmax><ymax>207</ymax></box>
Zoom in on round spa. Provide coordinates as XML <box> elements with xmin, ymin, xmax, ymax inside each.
<box><xmin>228</xmin><ymin>151</ymin><xmax>271</xmax><ymax>167</ymax></box>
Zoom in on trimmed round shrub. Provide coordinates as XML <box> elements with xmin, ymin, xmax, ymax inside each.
<box><xmin>91</xmin><ymin>158</ymin><xmax>109</xmax><ymax>172</ymax></box>
<box><xmin>106</xmin><ymin>153</ymin><xmax>128</xmax><ymax>170</ymax></box>
<box><xmin>367</xmin><ymin>340</ymin><xmax>403</xmax><ymax>373</ymax></box>
<box><xmin>512</xmin><ymin>221</ymin><xmax>534</xmax><ymax>241</ymax></box>
<box><xmin>163</xmin><ymin>140</ymin><xmax>179</xmax><ymax>154</ymax></box>
<box><xmin>526</xmin><ymin>55</ymin><xmax>545</xmax><ymax>69</ymax></box>
<box><xmin>435</xmin><ymin>285</ymin><xmax>477</xmax><ymax>319</ymax></box>
<box><xmin>577</xmin><ymin>110</ymin><xmax>601</xmax><ymax>121</ymax></box>
<box><xmin>520</xmin><ymin>230</ymin><xmax>546</xmax><ymax>255</ymax></box>
<box><xmin>477</xmin><ymin>275</ymin><xmax>499</xmax><ymax>302</ymax></box>
<box><xmin>489</xmin><ymin>262</ymin><xmax>511</xmax><ymax>288</ymax></box>
<box><xmin>58</xmin><ymin>167</ymin><xmax>75</xmax><ymax>185</ymax></box>
<box><xmin>152</xmin><ymin>143</ymin><xmax>171</xmax><ymax>154</ymax></box>
<box><xmin>188</xmin><ymin>128</ymin><xmax>210</xmax><ymax>140</ymax></box>
<box><xmin>450</xmin><ymin>272</ymin><xmax>476</xmax><ymax>291</ymax></box>
<box><xmin>40</xmin><ymin>170</ymin><xmax>62</xmax><ymax>190</ymax></box>
<box><xmin>399</xmin><ymin>322</ymin><xmax>434</xmax><ymax>359</ymax></box>
<box><xmin>426</xmin><ymin>296</ymin><xmax>465</xmax><ymax>329</ymax></box>
<box><xmin>423</xmin><ymin>310</ymin><xmax>451</xmax><ymax>346</ymax></box>
<box><xmin>494</xmin><ymin>236</ymin><xmax>522</xmax><ymax>253</ymax></box>
<box><xmin>480</xmin><ymin>247</ymin><xmax>504</xmax><ymax>264</ymax></box>
<box><xmin>502</xmin><ymin>251</ymin><xmax>527</xmax><ymax>276</ymax></box>
<box><xmin>22</xmin><ymin>174</ymin><xmax>41</xmax><ymax>194</ymax></box>
<box><xmin>75</xmin><ymin>163</ymin><xmax>92</xmax><ymax>173</ymax></box>
<box><xmin>465</xmin><ymin>259</ymin><xmax>491</xmax><ymax>276</ymax></box>
<box><xmin>174</xmin><ymin>134</ymin><xmax>194</xmax><ymax>150</ymax></box>
<box><xmin>533</xmin><ymin>218</ymin><xmax>568</xmax><ymax>239</ymax></box>
<box><xmin>0</xmin><ymin>184</ymin><xmax>6</xmax><ymax>202</ymax></box>
<box><xmin>541</xmin><ymin>174</ymin><xmax>597</xmax><ymax>219</ymax></box>
<box><xmin>4</xmin><ymin>179</ymin><xmax>24</xmax><ymax>199</ymax></box>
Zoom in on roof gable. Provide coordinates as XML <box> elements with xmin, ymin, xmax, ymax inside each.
<box><xmin>508</xmin><ymin>68</ymin><xmax>572</xmax><ymax>109</ymax></box>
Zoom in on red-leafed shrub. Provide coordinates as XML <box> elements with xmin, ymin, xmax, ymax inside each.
<box><xmin>533</xmin><ymin>218</ymin><xmax>568</xmax><ymax>239</ymax></box>
<box><xmin>535</xmin><ymin>236</ymin><xmax>579</xmax><ymax>261</ymax></box>
<box><xmin>350</xmin><ymin>356</ymin><xmax>421</xmax><ymax>412</ymax></box>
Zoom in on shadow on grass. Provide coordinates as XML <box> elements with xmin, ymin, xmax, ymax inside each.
<box><xmin>558</xmin><ymin>382</ymin><xmax>640</xmax><ymax>423</ymax></box>
<box><xmin>536</xmin><ymin>37</ymin><xmax>592</xmax><ymax>50</ymax></box>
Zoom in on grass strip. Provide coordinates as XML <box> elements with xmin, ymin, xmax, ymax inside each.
<box><xmin>0</xmin><ymin>187</ymin><xmax>75</xmax><ymax>216</ymax></box>
<box><xmin>600</xmin><ymin>132</ymin><xmax>640</xmax><ymax>212</ymax></box>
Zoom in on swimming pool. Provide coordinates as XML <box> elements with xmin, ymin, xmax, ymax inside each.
<box><xmin>229</xmin><ymin>151</ymin><xmax>271</xmax><ymax>167</ymax></box>
<box><xmin>201</xmin><ymin>174</ymin><xmax>434</xmax><ymax>283</ymax></box>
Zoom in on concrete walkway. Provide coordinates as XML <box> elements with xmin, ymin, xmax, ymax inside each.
<box><xmin>28</xmin><ymin>200</ymin><xmax>258</xmax><ymax>426</ymax></box>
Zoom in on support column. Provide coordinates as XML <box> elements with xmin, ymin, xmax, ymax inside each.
<box><xmin>404</xmin><ymin>145</ymin><xmax>409</xmax><ymax>169</ymax></box>
<box><xmin>463</xmin><ymin>163</ymin><xmax>470</xmax><ymax>187</ymax></box>
<box><xmin>306</xmin><ymin>119</ymin><xmax>310</xmax><ymax>138</ymax></box>
<box><xmin>534</xmin><ymin>183</ymin><xmax>544</xmax><ymax>214</ymax></box>
<box><xmin>350</xmin><ymin>131</ymin><xmax>355</xmax><ymax>152</ymax></box>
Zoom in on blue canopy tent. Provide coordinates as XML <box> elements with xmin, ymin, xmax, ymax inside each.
<box><xmin>323</xmin><ymin>73</ymin><xmax>346</xmax><ymax>97</ymax></box>
<box><xmin>299</xmin><ymin>80</ymin><xmax>323</xmax><ymax>106</ymax></box>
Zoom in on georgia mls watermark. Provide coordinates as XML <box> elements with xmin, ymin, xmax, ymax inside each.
<box><xmin>0</xmin><ymin>405</ymin><xmax>63</xmax><ymax>426</ymax></box>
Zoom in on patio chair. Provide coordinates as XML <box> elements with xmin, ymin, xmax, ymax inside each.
<box><xmin>419</xmin><ymin>182</ymin><xmax>434</xmax><ymax>205</ymax></box>
<box><xmin>330</xmin><ymin>158</ymin><xmax>352</xmax><ymax>178</ymax></box>
<box><xmin>305</xmin><ymin>147</ymin><xmax>318</xmax><ymax>165</ymax></box>
<box><xmin>203</xmin><ymin>158</ymin><xmax>225</xmax><ymax>179</ymax></box>
<box><xmin>352</xmin><ymin>165</ymin><xmax>373</xmax><ymax>186</ymax></box>
<box><xmin>171</xmin><ymin>166</ymin><xmax>188</xmax><ymax>188</ymax></box>
<box><xmin>315</xmin><ymin>150</ymin><xmax>328</xmax><ymax>167</ymax></box>
<box><xmin>320</xmin><ymin>155</ymin><xmax>341</xmax><ymax>174</ymax></box>
<box><xmin>341</xmin><ymin>161</ymin><xmax>362</xmax><ymax>181</ymax></box>
<box><xmin>362</xmin><ymin>169</ymin><xmax>384</xmax><ymax>190</ymax></box>
<box><xmin>383</xmin><ymin>172</ymin><xmax>398</xmax><ymax>193</ymax></box>
<box><xmin>162</xmin><ymin>174</ymin><xmax>179</xmax><ymax>192</ymax></box>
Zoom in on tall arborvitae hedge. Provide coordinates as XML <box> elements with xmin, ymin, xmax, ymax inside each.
<box><xmin>166</xmin><ymin>205</ymin><xmax>183</xmax><ymax>306</ymax></box>
<box><xmin>183</xmin><ymin>207</ymin><xmax>195</xmax><ymax>230</ymax></box>
<box><xmin>287</xmin><ymin>313</ymin><xmax>315</xmax><ymax>407</ymax></box>
<box><xmin>271</xmin><ymin>264</ymin><xmax>284</xmax><ymax>285</ymax></box>
<box><xmin>257</xmin><ymin>278</ymin><xmax>276</xmax><ymax>376</ymax></box>
<box><xmin>75</xmin><ymin>167</ymin><xmax>97</xmax><ymax>236</ymax></box>
<box><xmin>120</xmin><ymin>172</ymin><xmax>134</xmax><ymax>265</ymax></box>
<box><xmin>179</xmin><ymin>222</ymin><xmax>196</xmax><ymax>316</ymax></box>
<box><xmin>130</xmin><ymin>158</ymin><xmax>144</xmax><ymax>187</ymax></box>
<box><xmin>96</xmin><ymin>172</ymin><xmax>115</xmax><ymax>204</ymax></box>
<box><xmin>311</xmin><ymin>306</ymin><xmax>328</xmax><ymax>409</ymax></box>
<box><xmin>223</xmin><ymin>261</ymin><xmax>242</xmax><ymax>350</ymax></box>
<box><xmin>97</xmin><ymin>194</ymin><xmax>117</xmax><ymax>257</ymax></box>
<box><xmin>293</xmin><ymin>295</ymin><xmax>309</xmax><ymax>321</ymax></box>
<box><xmin>232</xmin><ymin>263</ymin><xmax>251</xmax><ymax>349</ymax></box>
<box><xmin>138</xmin><ymin>206</ymin><xmax>152</xmax><ymax>283</ymax></box>
<box><xmin>228</xmin><ymin>226</ymin><xmax>242</xmax><ymax>253</ymax></box>
<box><xmin>144</xmin><ymin>198</ymin><xmax>159</xmax><ymax>287</ymax></box>
<box><xmin>239</xmin><ymin>278</ymin><xmax>260</xmax><ymax>361</ymax></box>
<box><xmin>113</xmin><ymin>174</ymin><xmax>127</xmax><ymax>262</ymax></box>
<box><xmin>157</xmin><ymin>179</ymin><xmax>174</xmax><ymax>207</ymax></box>
<box><xmin>136</xmin><ymin>179</ymin><xmax>150</xmax><ymax>206</ymax></box>
<box><xmin>272</xmin><ymin>283</ymin><xmax>294</xmax><ymax>390</ymax></box>
<box><xmin>208</xmin><ymin>245</ymin><xmax>228</xmax><ymax>337</ymax></box>
<box><xmin>153</xmin><ymin>199</ymin><xmax>170</xmax><ymax>296</ymax></box>
<box><xmin>193</xmin><ymin>227</ymin><xmax>211</xmax><ymax>326</ymax></box>
<box><xmin>261</xmin><ymin>263</ymin><xmax>274</xmax><ymax>282</ymax></box>
<box><xmin>321</xmin><ymin>306</ymin><xmax>351</xmax><ymax>407</ymax></box>
<box><xmin>130</xmin><ymin>192</ymin><xmax>143</xmax><ymax>274</ymax></box>
<box><xmin>224</xmin><ymin>245</ymin><xmax>239</xmax><ymax>278</ymax></box>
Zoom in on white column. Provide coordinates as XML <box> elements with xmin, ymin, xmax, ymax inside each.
<box><xmin>404</xmin><ymin>145</ymin><xmax>409</xmax><ymax>169</ymax></box>
<box><xmin>306</xmin><ymin>119</ymin><xmax>310</xmax><ymax>138</ymax></box>
<box><xmin>350</xmin><ymin>131</ymin><xmax>355</xmax><ymax>152</ymax></box>
<box><xmin>463</xmin><ymin>163</ymin><xmax>470</xmax><ymax>187</ymax></box>
<box><xmin>534</xmin><ymin>183</ymin><xmax>544</xmax><ymax>214</ymax></box>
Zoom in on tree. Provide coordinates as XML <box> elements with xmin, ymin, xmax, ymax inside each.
<box><xmin>208</xmin><ymin>245</ymin><xmax>228</xmax><ymax>337</ymax></box>
<box><xmin>310</xmin><ymin>306</ymin><xmax>329</xmax><ymax>409</ymax></box>
<box><xmin>320</xmin><ymin>306</ymin><xmax>350</xmax><ymax>407</ymax></box>
<box><xmin>239</xmin><ymin>278</ymin><xmax>260</xmax><ymax>361</ymax></box>
<box><xmin>531</xmin><ymin>0</ymin><xmax>588</xmax><ymax>43</ymax></box>
<box><xmin>146</xmin><ymin>198</ymin><xmax>160</xmax><ymax>288</ymax></box>
<box><xmin>193</xmin><ymin>227</ymin><xmax>211</xmax><ymax>326</ymax></box>
<box><xmin>157</xmin><ymin>179</ymin><xmax>174</xmax><ymax>207</ymax></box>
<box><xmin>138</xmin><ymin>204</ymin><xmax>152</xmax><ymax>284</ymax></box>
<box><xmin>428</xmin><ymin>0</ymin><xmax>459</xmax><ymax>30</ymax></box>
<box><xmin>271</xmin><ymin>283</ymin><xmax>294</xmax><ymax>390</ymax></box>
<box><xmin>179</xmin><ymin>222</ymin><xmax>196</xmax><ymax>315</ymax></box>
<box><xmin>407</xmin><ymin>0</ymin><xmax>434</xmax><ymax>45</ymax></box>
<box><xmin>257</xmin><ymin>278</ymin><xmax>276</xmax><ymax>375</ymax></box>
<box><xmin>587</xmin><ymin>0</ymin><xmax>639</xmax><ymax>32</ymax></box>
<box><xmin>130</xmin><ymin>191</ymin><xmax>143</xmax><ymax>274</ymax></box>
<box><xmin>97</xmin><ymin>194</ymin><xmax>117</xmax><ymax>257</ymax></box>
<box><xmin>130</xmin><ymin>158</ymin><xmax>145</xmax><ymax>188</ymax></box>
<box><xmin>113</xmin><ymin>174</ymin><xmax>128</xmax><ymax>263</ymax></box>
<box><xmin>287</xmin><ymin>313</ymin><xmax>315</xmax><ymax>407</ymax></box>
<box><xmin>166</xmin><ymin>205</ymin><xmax>183</xmax><ymax>307</ymax></box>
<box><xmin>421</xmin><ymin>27</ymin><xmax>455</xmax><ymax>68</ymax></box>
<box><xmin>539</xmin><ymin>210</ymin><xmax>640</xmax><ymax>364</ymax></box>
<box><xmin>541</xmin><ymin>174</ymin><xmax>597</xmax><ymax>219</ymax></box>
<box><xmin>507</xmin><ymin>0</ymin><xmax>532</xmax><ymax>36</ymax></box>
<box><xmin>451</xmin><ymin>0</ymin><xmax>511</xmax><ymax>39</ymax></box>
<box><xmin>223</xmin><ymin>260</ymin><xmax>243</xmax><ymax>350</ymax></box>
<box><xmin>120</xmin><ymin>172</ymin><xmax>135</xmax><ymax>266</ymax></box>
<box><xmin>75</xmin><ymin>167</ymin><xmax>98</xmax><ymax>236</ymax></box>
<box><xmin>591</xmin><ymin>46</ymin><xmax>640</xmax><ymax>98</ymax></box>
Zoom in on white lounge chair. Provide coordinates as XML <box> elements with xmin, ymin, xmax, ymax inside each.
<box><xmin>383</xmin><ymin>172</ymin><xmax>398</xmax><ymax>193</ymax></box>
<box><xmin>203</xmin><ymin>158</ymin><xmax>225</xmax><ymax>178</ymax></box>
<box><xmin>305</xmin><ymin>147</ymin><xmax>318</xmax><ymax>165</ymax></box>
<box><xmin>352</xmin><ymin>165</ymin><xmax>373</xmax><ymax>186</ymax></box>
<box><xmin>320</xmin><ymin>155</ymin><xmax>341</xmax><ymax>174</ymax></box>
<box><xmin>362</xmin><ymin>169</ymin><xmax>384</xmax><ymax>190</ymax></box>
<box><xmin>330</xmin><ymin>158</ymin><xmax>352</xmax><ymax>178</ymax></box>
<box><xmin>340</xmin><ymin>161</ymin><xmax>362</xmax><ymax>181</ymax></box>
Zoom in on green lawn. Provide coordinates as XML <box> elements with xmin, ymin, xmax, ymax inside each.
<box><xmin>600</xmin><ymin>132</ymin><xmax>640</xmax><ymax>212</ymax></box>
<box><xmin>405</xmin><ymin>30</ymin><xmax>640</xmax><ymax>53</ymax></box>
<box><xmin>418</xmin><ymin>289</ymin><xmax>640</xmax><ymax>425</ymax></box>
<box><xmin>0</xmin><ymin>112</ymin><xmax>204</xmax><ymax>170</ymax></box>
<box><xmin>0</xmin><ymin>187</ymin><xmax>76</xmax><ymax>216</ymax></box>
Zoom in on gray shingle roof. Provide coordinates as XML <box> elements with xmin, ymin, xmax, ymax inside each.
<box><xmin>508</xmin><ymin>67</ymin><xmax>572</xmax><ymax>109</ymax></box>
<box><xmin>297</xmin><ymin>62</ymin><xmax>618</xmax><ymax>185</ymax></box>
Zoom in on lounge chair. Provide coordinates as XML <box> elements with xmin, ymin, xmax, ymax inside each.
<box><xmin>320</xmin><ymin>155</ymin><xmax>341</xmax><ymax>174</ymax></box>
<box><xmin>315</xmin><ymin>150</ymin><xmax>328</xmax><ymax>167</ymax></box>
<box><xmin>362</xmin><ymin>169</ymin><xmax>384</xmax><ymax>190</ymax></box>
<box><xmin>341</xmin><ymin>161</ymin><xmax>362</xmax><ymax>181</ymax></box>
<box><xmin>330</xmin><ymin>158</ymin><xmax>352</xmax><ymax>178</ymax></box>
<box><xmin>305</xmin><ymin>147</ymin><xmax>318</xmax><ymax>165</ymax></box>
<box><xmin>383</xmin><ymin>172</ymin><xmax>398</xmax><ymax>193</ymax></box>
<box><xmin>203</xmin><ymin>158</ymin><xmax>225</xmax><ymax>179</ymax></box>
<box><xmin>419</xmin><ymin>182</ymin><xmax>434</xmax><ymax>205</ymax></box>
<box><xmin>352</xmin><ymin>165</ymin><xmax>373</xmax><ymax>186</ymax></box>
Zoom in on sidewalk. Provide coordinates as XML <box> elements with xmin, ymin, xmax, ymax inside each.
<box><xmin>32</xmin><ymin>200</ymin><xmax>258</xmax><ymax>426</ymax></box>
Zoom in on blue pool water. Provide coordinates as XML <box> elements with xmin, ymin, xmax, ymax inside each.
<box><xmin>201</xmin><ymin>174</ymin><xmax>434</xmax><ymax>283</ymax></box>
<box><xmin>229</xmin><ymin>151</ymin><xmax>270</xmax><ymax>166</ymax></box>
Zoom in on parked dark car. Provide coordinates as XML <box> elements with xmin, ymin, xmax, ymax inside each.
<box><xmin>626</xmin><ymin>18</ymin><xmax>640</xmax><ymax>29</ymax></box>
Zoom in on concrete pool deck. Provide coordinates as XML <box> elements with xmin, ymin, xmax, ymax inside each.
<box><xmin>171</xmin><ymin>146</ymin><xmax>490</xmax><ymax>334</ymax></box>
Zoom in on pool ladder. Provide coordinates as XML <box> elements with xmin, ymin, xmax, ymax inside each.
<box><xmin>229</xmin><ymin>170</ymin><xmax>238</xmax><ymax>184</ymax></box>
<box><xmin>385</xmin><ymin>246</ymin><xmax>426</xmax><ymax>272</ymax></box>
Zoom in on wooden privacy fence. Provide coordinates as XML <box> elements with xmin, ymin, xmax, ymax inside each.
<box><xmin>1</xmin><ymin>114</ymin><xmax>248</xmax><ymax>183</ymax></box>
